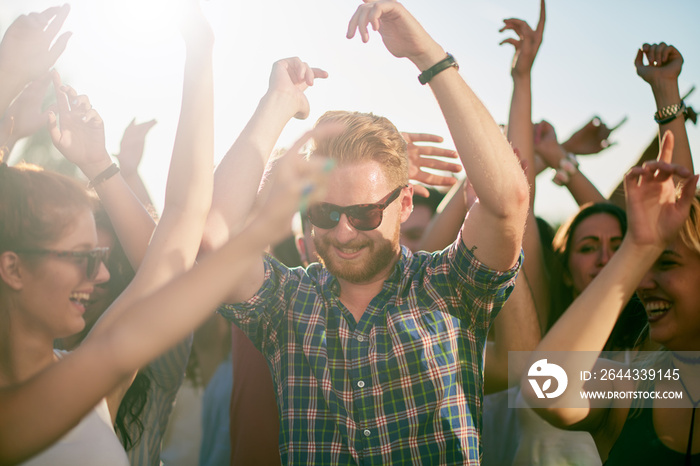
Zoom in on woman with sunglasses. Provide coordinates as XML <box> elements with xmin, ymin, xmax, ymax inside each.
<box><xmin>0</xmin><ymin>2</ymin><xmax>216</xmax><ymax>463</ymax></box>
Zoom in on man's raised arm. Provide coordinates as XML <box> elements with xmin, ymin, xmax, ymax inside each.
<box><xmin>347</xmin><ymin>0</ymin><xmax>528</xmax><ymax>271</ymax></box>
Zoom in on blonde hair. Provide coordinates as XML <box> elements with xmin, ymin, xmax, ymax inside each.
<box><xmin>311</xmin><ymin>111</ymin><xmax>408</xmax><ymax>188</ymax></box>
<box><xmin>678</xmin><ymin>192</ymin><xmax>700</xmax><ymax>255</ymax></box>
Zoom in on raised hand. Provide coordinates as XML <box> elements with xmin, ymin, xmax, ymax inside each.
<box><xmin>635</xmin><ymin>43</ymin><xmax>683</xmax><ymax>87</ymax></box>
<box><xmin>0</xmin><ymin>5</ymin><xmax>71</xmax><ymax>89</ymax></box>
<box><xmin>533</xmin><ymin>120</ymin><xmax>563</xmax><ymax>167</ymax></box>
<box><xmin>346</xmin><ymin>0</ymin><xmax>443</xmax><ymax>69</ymax></box>
<box><xmin>402</xmin><ymin>132</ymin><xmax>462</xmax><ymax>197</ymax></box>
<box><xmin>267</xmin><ymin>57</ymin><xmax>328</xmax><ymax>120</ymax></box>
<box><xmin>179</xmin><ymin>0</ymin><xmax>214</xmax><ymax>52</ymax></box>
<box><xmin>115</xmin><ymin>119</ymin><xmax>157</xmax><ymax>177</ymax></box>
<box><xmin>624</xmin><ymin>131</ymin><xmax>697</xmax><ymax>249</ymax></box>
<box><xmin>48</xmin><ymin>71</ymin><xmax>111</xmax><ymax>178</ymax></box>
<box><xmin>499</xmin><ymin>0</ymin><xmax>545</xmax><ymax>78</ymax></box>
<box><xmin>561</xmin><ymin>116</ymin><xmax>626</xmax><ymax>155</ymax></box>
<box><xmin>0</xmin><ymin>73</ymin><xmax>52</xmax><ymax>149</ymax></box>
<box><xmin>254</xmin><ymin>126</ymin><xmax>337</xmax><ymax>244</ymax></box>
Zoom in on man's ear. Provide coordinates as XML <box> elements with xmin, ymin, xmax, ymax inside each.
<box><xmin>399</xmin><ymin>185</ymin><xmax>414</xmax><ymax>223</ymax></box>
<box><xmin>0</xmin><ymin>251</ymin><xmax>25</xmax><ymax>291</ymax></box>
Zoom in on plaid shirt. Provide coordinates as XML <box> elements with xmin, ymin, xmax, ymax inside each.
<box><xmin>220</xmin><ymin>234</ymin><xmax>520</xmax><ymax>465</ymax></box>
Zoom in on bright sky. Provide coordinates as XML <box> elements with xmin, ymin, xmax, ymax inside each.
<box><xmin>3</xmin><ymin>0</ymin><xmax>700</xmax><ymax>225</ymax></box>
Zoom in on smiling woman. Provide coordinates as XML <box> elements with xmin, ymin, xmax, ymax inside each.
<box><xmin>0</xmin><ymin>163</ymin><xmax>128</xmax><ymax>466</ymax></box>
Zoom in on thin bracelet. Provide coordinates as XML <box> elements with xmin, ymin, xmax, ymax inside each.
<box><xmin>87</xmin><ymin>163</ymin><xmax>120</xmax><ymax>189</ymax></box>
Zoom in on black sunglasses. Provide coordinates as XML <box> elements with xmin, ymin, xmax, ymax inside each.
<box><xmin>15</xmin><ymin>247</ymin><xmax>110</xmax><ymax>281</ymax></box>
<box><xmin>307</xmin><ymin>185</ymin><xmax>408</xmax><ymax>231</ymax></box>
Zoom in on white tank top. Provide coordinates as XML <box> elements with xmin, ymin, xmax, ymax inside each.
<box><xmin>20</xmin><ymin>351</ymin><xmax>129</xmax><ymax>466</ymax></box>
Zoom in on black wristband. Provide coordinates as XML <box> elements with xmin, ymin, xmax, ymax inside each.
<box><xmin>418</xmin><ymin>53</ymin><xmax>459</xmax><ymax>85</ymax></box>
<box><xmin>87</xmin><ymin>162</ymin><xmax>120</xmax><ymax>189</ymax></box>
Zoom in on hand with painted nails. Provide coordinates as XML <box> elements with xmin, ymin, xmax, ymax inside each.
<box><xmin>402</xmin><ymin>132</ymin><xmax>462</xmax><ymax>197</ymax></box>
<box><xmin>267</xmin><ymin>57</ymin><xmax>328</xmax><ymax>120</ymax></box>
<box><xmin>48</xmin><ymin>70</ymin><xmax>111</xmax><ymax>179</ymax></box>
<box><xmin>499</xmin><ymin>0</ymin><xmax>545</xmax><ymax>78</ymax></box>
<box><xmin>0</xmin><ymin>5</ymin><xmax>71</xmax><ymax>89</ymax></box>
<box><xmin>624</xmin><ymin>130</ymin><xmax>698</xmax><ymax>249</ymax></box>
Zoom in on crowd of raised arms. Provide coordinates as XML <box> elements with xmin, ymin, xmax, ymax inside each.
<box><xmin>0</xmin><ymin>0</ymin><xmax>698</xmax><ymax>465</ymax></box>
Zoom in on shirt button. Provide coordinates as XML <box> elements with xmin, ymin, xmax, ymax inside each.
<box><xmin>357</xmin><ymin>380</ymin><xmax>365</xmax><ymax>388</ymax></box>
<box><xmin>363</xmin><ymin>429</ymin><xmax>371</xmax><ymax>437</ymax></box>
<box><xmin>357</xmin><ymin>335</ymin><xmax>365</xmax><ymax>342</ymax></box>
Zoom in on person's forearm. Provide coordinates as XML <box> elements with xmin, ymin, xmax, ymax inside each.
<box><xmin>521</xmin><ymin>240</ymin><xmax>660</xmax><ymax>426</ymax></box>
<box><xmin>91</xmin><ymin>39</ymin><xmax>214</xmax><ymax>337</ymax></box>
<box><xmin>507</xmin><ymin>75</ymin><xmax>536</xmax><ymax>203</ymax></box>
<box><xmin>565</xmin><ymin>171</ymin><xmax>606</xmax><ymax>206</ymax></box>
<box><xmin>536</xmin><ymin>240</ymin><xmax>659</xmax><ymax>354</ymax></box>
<box><xmin>543</xmin><ymin>145</ymin><xmax>605</xmax><ymax>206</ymax></box>
<box><xmin>0</xmin><ymin>69</ymin><xmax>25</xmax><ymax>119</ymax></box>
<box><xmin>0</xmin><ymin>217</ymin><xmax>264</xmax><ymax>466</ymax></box>
<box><xmin>417</xmin><ymin>179</ymin><xmax>467</xmax><ymax>252</ymax></box>
<box><xmin>94</xmin><ymin>174</ymin><xmax>157</xmax><ymax>269</ymax></box>
<box><xmin>485</xmin><ymin>272</ymin><xmax>541</xmax><ymax>394</ymax></box>
<box><xmin>651</xmin><ymin>80</ymin><xmax>693</xmax><ymax>172</ymax></box>
<box><xmin>203</xmin><ymin>90</ymin><xmax>301</xmax><ymax>251</ymax></box>
<box><xmin>121</xmin><ymin>171</ymin><xmax>154</xmax><ymax>211</ymax></box>
<box><xmin>422</xmin><ymin>56</ymin><xmax>528</xmax><ymax>220</ymax></box>
<box><xmin>166</xmin><ymin>49</ymin><xmax>213</xmax><ymax>218</ymax></box>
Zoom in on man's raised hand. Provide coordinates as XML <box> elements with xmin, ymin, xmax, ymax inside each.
<box><xmin>346</xmin><ymin>0</ymin><xmax>444</xmax><ymax>70</ymax></box>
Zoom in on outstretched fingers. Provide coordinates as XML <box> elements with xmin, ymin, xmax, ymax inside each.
<box><xmin>347</xmin><ymin>1</ymin><xmax>385</xmax><ymax>42</ymax></box>
<box><xmin>501</xmin><ymin>18</ymin><xmax>531</xmax><ymax>39</ymax></box>
<box><xmin>43</xmin><ymin>4</ymin><xmax>70</xmax><ymax>38</ymax></box>
<box><xmin>402</xmin><ymin>133</ymin><xmax>444</xmax><ymax>144</ymax></box>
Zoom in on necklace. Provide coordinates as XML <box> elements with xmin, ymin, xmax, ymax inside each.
<box><xmin>671</xmin><ymin>361</ymin><xmax>700</xmax><ymax>465</ymax></box>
